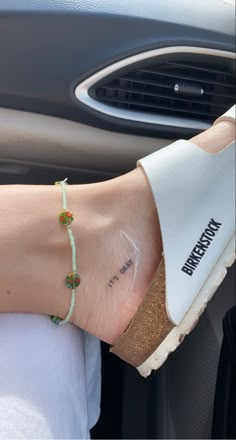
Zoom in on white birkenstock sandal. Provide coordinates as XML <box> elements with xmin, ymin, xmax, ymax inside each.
<box><xmin>111</xmin><ymin>105</ymin><xmax>236</xmax><ymax>377</ymax></box>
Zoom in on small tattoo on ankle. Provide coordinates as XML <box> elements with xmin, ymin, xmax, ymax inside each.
<box><xmin>107</xmin><ymin>275</ymin><xmax>119</xmax><ymax>288</ymax></box>
<box><xmin>120</xmin><ymin>259</ymin><xmax>133</xmax><ymax>274</ymax></box>
<box><xmin>107</xmin><ymin>259</ymin><xmax>133</xmax><ymax>288</ymax></box>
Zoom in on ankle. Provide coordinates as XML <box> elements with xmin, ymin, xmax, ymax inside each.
<box><xmin>68</xmin><ymin>117</ymin><xmax>235</xmax><ymax>343</ymax></box>
<box><xmin>69</xmin><ymin>173</ymin><xmax>162</xmax><ymax>343</ymax></box>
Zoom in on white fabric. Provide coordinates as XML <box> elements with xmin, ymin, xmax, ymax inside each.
<box><xmin>0</xmin><ymin>314</ymin><xmax>101</xmax><ymax>439</ymax></box>
<box><xmin>138</xmin><ymin>138</ymin><xmax>235</xmax><ymax>325</ymax></box>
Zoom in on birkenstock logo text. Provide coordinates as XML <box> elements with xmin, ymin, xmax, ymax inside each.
<box><xmin>181</xmin><ymin>219</ymin><xmax>222</xmax><ymax>276</ymax></box>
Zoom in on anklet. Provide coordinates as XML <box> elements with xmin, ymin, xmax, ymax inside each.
<box><xmin>51</xmin><ymin>178</ymin><xmax>80</xmax><ymax>325</ymax></box>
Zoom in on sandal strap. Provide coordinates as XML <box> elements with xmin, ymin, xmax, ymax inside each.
<box><xmin>213</xmin><ymin>104</ymin><xmax>236</xmax><ymax>126</ymax></box>
<box><xmin>137</xmin><ymin>108</ymin><xmax>235</xmax><ymax>325</ymax></box>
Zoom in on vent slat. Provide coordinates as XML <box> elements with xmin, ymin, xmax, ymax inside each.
<box><xmin>119</xmin><ymin>76</ymin><xmax>173</xmax><ymax>89</ymax></box>
<box><xmin>92</xmin><ymin>56</ymin><xmax>236</xmax><ymax>125</ymax></box>
<box><xmin>166</xmin><ymin>61</ymin><xmax>233</xmax><ymax>76</ymax></box>
<box><xmin>100</xmin><ymin>95</ymin><xmax>219</xmax><ymax>118</ymax></box>
<box><xmin>194</xmin><ymin>90</ymin><xmax>234</xmax><ymax>98</ymax></box>
<box><xmin>139</xmin><ymin>69</ymin><xmax>235</xmax><ymax>88</ymax></box>
<box><xmin>99</xmin><ymin>85</ymin><xmax>230</xmax><ymax>109</ymax></box>
<box><xmin>119</xmin><ymin>76</ymin><xmax>234</xmax><ymax>99</ymax></box>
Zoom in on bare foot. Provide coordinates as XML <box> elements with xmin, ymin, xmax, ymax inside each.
<box><xmin>69</xmin><ymin>121</ymin><xmax>235</xmax><ymax>344</ymax></box>
<box><xmin>69</xmin><ymin>169</ymin><xmax>162</xmax><ymax>343</ymax></box>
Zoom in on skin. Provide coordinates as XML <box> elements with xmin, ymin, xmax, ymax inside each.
<box><xmin>0</xmin><ymin>120</ymin><xmax>235</xmax><ymax>345</ymax></box>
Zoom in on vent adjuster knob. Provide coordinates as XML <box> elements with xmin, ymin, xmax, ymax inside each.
<box><xmin>174</xmin><ymin>82</ymin><xmax>204</xmax><ymax>97</ymax></box>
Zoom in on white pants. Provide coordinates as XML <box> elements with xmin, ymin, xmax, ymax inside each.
<box><xmin>0</xmin><ymin>314</ymin><xmax>101</xmax><ymax>439</ymax></box>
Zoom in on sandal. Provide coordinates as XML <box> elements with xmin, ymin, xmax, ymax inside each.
<box><xmin>111</xmin><ymin>105</ymin><xmax>236</xmax><ymax>377</ymax></box>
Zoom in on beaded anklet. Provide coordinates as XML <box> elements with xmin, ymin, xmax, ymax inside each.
<box><xmin>51</xmin><ymin>178</ymin><xmax>80</xmax><ymax>325</ymax></box>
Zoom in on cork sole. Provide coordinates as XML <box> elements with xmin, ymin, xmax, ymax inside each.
<box><xmin>111</xmin><ymin>233</ymin><xmax>235</xmax><ymax>376</ymax></box>
<box><xmin>138</xmin><ymin>232</ymin><xmax>235</xmax><ymax>377</ymax></box>
<box><xmin>110</xmin><ymin>259</ymin><xmax>174</xmax><ymax>366</ymax></box>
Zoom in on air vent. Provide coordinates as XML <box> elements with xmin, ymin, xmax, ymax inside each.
<box><xmin>92</xmin><ymin>60</ymin><xmax>235</xmax><ymax>124</ymax></box>
<box><xmin>75</xmin><ymin>47</ymin><xmax>236</xmax><ymax>131</ymax></box>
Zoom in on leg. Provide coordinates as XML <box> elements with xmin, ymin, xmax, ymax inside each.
<box><xmin>0</xmin><ymin>117</ymin><xmax>235</xmax><ymax>346</ymax></box>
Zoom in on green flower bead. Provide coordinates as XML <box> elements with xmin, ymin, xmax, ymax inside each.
<box><xmin>51</xmin><ymin>315</ymin><xmax>62</xmax><ymax>325</ymax></box>
<box><xmin>66</xmin><ymin>272</ymin><xmax>81</xmax><ymax>289</ymax></box>
<box><xmin>58</xmin><ymin>210</ymin><xmax>74</xmax><ymax>226</ymax></box>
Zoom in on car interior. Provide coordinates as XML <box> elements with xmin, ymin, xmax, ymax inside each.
<box><xmin>0</xmin><ymin>1</ymin><xmax>235</xmax><ymax>438</ymax></box>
